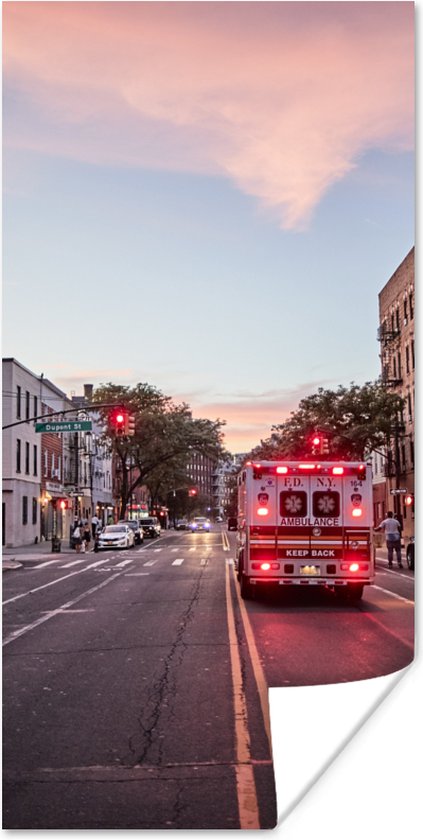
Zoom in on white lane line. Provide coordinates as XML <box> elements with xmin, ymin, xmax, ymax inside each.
<box><xmin>143</xmin><ymin>557</ymin><xmax>161</xmax><ymax>567</ymax></box>
<box><xmin>378</xmin><ymin>567</ymin><xmax>413</xmax><ymax>582</ymax></box>
<box><xmin>200</xmin><ymin>558</ymin><xmax>208</xmax><ymax>566</ymax></box>
<box><xmin>171</xmin><ymin>548</ymin><xmax>178</xmax><ymax>552</ymax></box>
<box><xmin>125</xmin><ymin>573</ymin><xmax>150</xmax><ymax>577</ymax></box>
<box><xmin>373</xmin><ymin>585</ymin><xmax>414</xmax><ymax>605</ymax></box>
<box><xmin>2</xmin><ymin>559</ymin><xmax>117</xmax><ymax>606</ymax></box>
<box><xmin>153</xmin><ymin>548</ymin><xmax>162</xmax><ymax>553</ymax></box>
<box><xmin>172</xmin><ymin>558</ymin><xmax>185</xmax><ymax>566</ymax></box>
<box><xmin>188</xmin><ymin>547</ymin><xmax>196</xmax><ymax>552</ymax></box>
<box><xmin>3</xmin><ymin>573</ymin><xmax>121</xmax><ymax>647</ymax></box>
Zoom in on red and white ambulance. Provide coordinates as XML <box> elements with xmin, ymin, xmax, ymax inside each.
<box><xmin>235</xmin><ymin>460</ymin><xmax>374</xmax><ymax>601</ymax></box>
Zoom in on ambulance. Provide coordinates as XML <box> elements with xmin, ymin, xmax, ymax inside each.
<box><xmin>235</xmin><ymin>460</ymin><xmax>374</xmax><ymax>601</ymax></box>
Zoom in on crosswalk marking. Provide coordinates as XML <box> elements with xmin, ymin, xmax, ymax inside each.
<box><xmin>34</xmin><ymin>559</ymin><xmax>64</xmax><ymax>569</ymax></box>
<box><xmin>32</xmin><ymin>552</ymin><xmax>217</xmax><ymax>572</ymax></box>
<box><xmin>61</xmin><ymin>557</ymin><xmax>93</xmax><ymax>568</ymax></box>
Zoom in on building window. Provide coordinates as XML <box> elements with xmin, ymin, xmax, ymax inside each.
<box><xmin>44</xmin><ymin>451</ymin><xmax>48</xmax><ymax>477</ymax></box>
<box><xmin>32</xmin><ymin>498</ymin><xmax>38</xmax><ymax>525</ymax></box>
<box><xmin>397</xmin><ymin>351</ymin><xmax>402</xmax><ymax>379</ymax></box>
<box><xmin>33</xmin><ymin>395</ymin><xmax>38</xmax><ymax>420</ymax></box>
<box><xmin>404</xmin><ymin>297</ymin><xmax>408</xmax><ymax>323</ymax></box>
<box><xmin>33</xmin><ymin>444</ymin><xmax>38</xmax><ymax>476</ymax></box>
<box><xmin>17</xmin><ymin>386</ymin><xmax>21</xmax><ymax>419</ymax></box>
<box><xmin>16</xmin><ymin>439</ymin><xmax>21</xmax><ymax>473</ymax></box>
<box><xmin>406</xmin><ymin>345</ymin><xmax>410</xmax><ymax>374</ymax></box>
<box><xmin>407</xmin><ymin>392</ymin><xmax>412</xmax><ymax>420</ymax></box>
<box><xmin>25</xmin><ymin>441</ymin><xmax>30</xmax><ymax>474</ymax></box>
<box><xmin>411</xmin><ymin>340</ymin><xmax>415</xmax><ymax>369</ymax></box>
<box><xmin>410</xmin><ymin>439</ymin><xmax>414</xmax><ymax>467</ymax></box>
<box><xmin>26</xmin><ymin>390</ymin><xmax>30</xmax><ymax>422</ymax></box>
<box><xmin>409</xmin><ymin>291</ymin><xmax>414</xmax><ymax>319</ymax></box>
<box><xmin>401</xmin><ymin>444</ymin><xmax>407</xmax><ymax>472</ymax></box>
<box><xmin>22</xmin><ymin>495</ymin><xmax>28</xmax><ymax>525</ymax></box>
<box><xmin>395</xmin><ymin>307</ymin><xmax>400</xmax><ymax>332</ymax></box>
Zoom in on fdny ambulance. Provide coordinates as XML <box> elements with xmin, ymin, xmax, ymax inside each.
<box><xmin>235</xmin><ymin>460</ymin><xmax>374</xmax><ymax>601</ymax></box>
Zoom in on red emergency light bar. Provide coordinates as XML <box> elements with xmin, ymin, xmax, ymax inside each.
<box><xmin>251</xmin><ymin>464</ymin><xmax>367</xmax><ymax>478</ymax></box>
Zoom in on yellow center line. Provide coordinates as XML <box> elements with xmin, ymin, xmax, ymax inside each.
<box><xmin>225</xmin><ymin>562</ymin><xmax>260</xmax><ymax>829</ymax></box>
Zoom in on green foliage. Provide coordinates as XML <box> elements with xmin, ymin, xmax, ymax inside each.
<box><xmin>249</xmin><ymin>381</ymin><xmax>405</xmax><ymax>462</ymax></box>
<box><xmin>92</xmin><ymin>382</ymin><xmax>227</xmax><ymax>517</ymax></box>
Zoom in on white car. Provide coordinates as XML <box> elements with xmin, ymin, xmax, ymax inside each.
<box><xmin>97</xmin><ymin>524</ymin><xmax>135</xmax><ymax>550</ymax></box>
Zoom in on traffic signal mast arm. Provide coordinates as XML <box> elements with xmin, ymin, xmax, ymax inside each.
<box><xmin>2</xmin><ymin>403</ymin><xmax>126</xmax><ymax>431</ymax></box>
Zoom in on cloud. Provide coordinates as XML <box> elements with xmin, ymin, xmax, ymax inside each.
<box><xmin>3</xmin><ymin>2</ymin><xmax>413</xmax><ymax>229</ymax></box>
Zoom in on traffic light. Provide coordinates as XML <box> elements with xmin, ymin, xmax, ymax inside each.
<box><xmin>311</xmin><ymin>434</ymin><xmax>321</xmax><ymax>455</ymax></box>
<box><xmin>321</xmin><ymin>436</ymin><xmax>329</xmax><ymax>455</ymax></box>
<box><xmin>109</xmin><ymin>408</ymin><xmax>126</xmax><ymax>436</ymax></box>
<box><xmin>57</xmin><ymin>498</ymin><xmax>69</xmax><ymax>510</ymax></box>
<box><xmin>125</xmin><ymin>412</ymin><xmax>136</xmax><ymax>436</ymax></box>
<box><xmin>405</xmin><ymin>494</ymin><xmax>414</xmax><ymax>506</ymax></box>
<box><xmin>188</xmin><ymin>488</ymin><xmax>198</xmax><ymax>497</ymax></box>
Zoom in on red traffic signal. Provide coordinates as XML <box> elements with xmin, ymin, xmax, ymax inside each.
<box><xmin>109</xmin><ymin>408</ymin><xmax>126</xmax><ymax>435</ymax></box>
<box><xmin>57</xmin><ymin>498</ymin><xmax>69</xmax><ymax>510</ymax></box>
<box><xmin>405</xmin><ymin>494</ymin><xmax>414</xmax><ymax>506</ymax></box>
<box><xmin>188</xmin><ymin>488</ymin><xmax>197</xmax><ymax>497</ymax></box>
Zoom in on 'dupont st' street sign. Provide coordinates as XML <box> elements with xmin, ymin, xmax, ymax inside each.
<box><xmin>35</xmin><ymin>421</ymin><xmax>92</xmax><ymax>433</ymax></box>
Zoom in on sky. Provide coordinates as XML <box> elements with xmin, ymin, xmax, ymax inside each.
<box><xmin>2</xmin><ymin>1</ymin><xmax>415</xmax><ymax>453</ymax></box>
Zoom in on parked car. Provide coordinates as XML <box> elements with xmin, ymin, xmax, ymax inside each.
<box><xmin>175</xmin><ymin>518</ymin><xmax>188</xmax><ymax>530</ymax></box>
<box><xmin>140</xmin><ymin>516</ymin><xmax>162</xmax><ymax>538</ymax></box>
<box><xmin>190</xmin><ymin>516</ymin><xmax>211</xmax><ymax>532</ymax></box>
<box><xmin>227</xmin><ymin>517</ymin><xmax>238</xmax><ymax>531</ymax></box>
<box><xmin>406</xmin><ymin>536</ymin><xmax>415</xmax><ymax>571</ymax></box>
<box><xmin>215</xmin><ymin>516</ymin><xmax>223</xmax><ymax>523</ymax></box>
<box><xmin>97</xmin><ymin>524</ymin><xmax>135</xmax><ymax>550</ymax></box>
<box><xmin>118</xmin><ymin>520</ymin><xmax>144</xmax><ymax>545</ymax></box>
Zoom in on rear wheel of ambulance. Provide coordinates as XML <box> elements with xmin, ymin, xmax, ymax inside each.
<box><xmin>335</xmin><ymin>583</ymin><xmax>364</xmax><ymax>603</ymax></box>
<box><xmin>240</xmin><ymin>573</ymin><xmax>253</xmax><ymax>600</ymax></box>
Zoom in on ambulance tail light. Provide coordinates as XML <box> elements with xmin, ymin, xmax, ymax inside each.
<box><xmin>352</xmin><ymin>508</ymin><xmax>363</xmax><ymax>518</ymax></box>
<box><xmin>356</xmin><ymin>464</ymin><xmax>366</xmax><ymax>478</ymax></box>
<box><xmin>260</xmin><ymin>562</ymin><xmax>271</xmax><ymax>571</ymax></box>
<box><xmin>257</xmin><ymin>507</ymin><xmax>269</xmax><ymax>517</ymax></box>
<box><xmin>349</xmin><ymin>563</ymin><xmax>360</xmax><ymax>572</ymax></box>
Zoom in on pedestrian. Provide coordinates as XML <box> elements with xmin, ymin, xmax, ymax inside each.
<box><xmin>374</xmin><ymin>511</ymin><xmax>403</xmax><ymax>568</ymax></box>
<box><xmin>82</xmin><ymin>522</ymin><xmax>91</xmax><ymax>552</ymax></box>
<box><xmin>91</xmin><ymin>514</ymin><xmax>100</xmax><ymax>540</ymax></box>
<box><xmin>72</xmin><ymin>523</ymin><xmax>82</xmax><ymax>553</ymax></box>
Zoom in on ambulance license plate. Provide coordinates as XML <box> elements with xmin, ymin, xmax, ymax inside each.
<box><xmin>300</xmin><ymin>565</ymin><xmax>320</xmax><ymax>576</ymax></box>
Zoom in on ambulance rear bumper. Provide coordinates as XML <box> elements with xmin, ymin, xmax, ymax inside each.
<box><xmin>249</xmin><ymin>577</ymin><xmax>374</xmax><ymax>587</ymax></box>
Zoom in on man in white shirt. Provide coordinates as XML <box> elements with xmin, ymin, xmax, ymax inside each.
<box><xmin>374</xmin><ymin>511</ymin><xmax>403</xmax><ymax>568</ymax></box>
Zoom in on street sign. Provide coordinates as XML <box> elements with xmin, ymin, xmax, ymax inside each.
<box><xmin>390</xmin><ymin>488</ymin><xmax>408</xmax><ymax>494</ymax></box>
<box><xmin>35</xmin><ymin>421</ymin><xmax>92</xmax><ymax>433</ymax></box>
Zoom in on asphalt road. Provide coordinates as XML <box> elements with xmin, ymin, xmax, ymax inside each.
<box><xmin>2</xmin><ymin>527</ymin><xmax>414</xmax><ymax>829</ymax></box>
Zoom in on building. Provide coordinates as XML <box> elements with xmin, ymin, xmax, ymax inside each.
<box><xmin>3</xmin><ymin>359</ymin><xmax>43</xmax><ymax>546</ymax></box>
<box><xmin>187</xmin><ymin>451</ymin><xmax>215</xmax><ymax>515</ymax></box>
<box><xmin>375</xmin><ymin>247</ymin><xmax>415</xmax><ymax>542</ymax></box>
<box><xmin>70</xmin><ymin>385</ymin><xmax>114</xmax><ymax>526</ymax></box>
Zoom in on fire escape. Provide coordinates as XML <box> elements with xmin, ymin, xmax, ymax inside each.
<box><xmin>377</xmin><ymin>317</ymin><xmax>405</xmax><ymax>512</ymax></box>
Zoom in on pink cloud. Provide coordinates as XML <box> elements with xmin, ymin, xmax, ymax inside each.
<box><xmin>3</xmin><ymin>2</ymin><xmax>413</xmax><ymax>229</ymax></box>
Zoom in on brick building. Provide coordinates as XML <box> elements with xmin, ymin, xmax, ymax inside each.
<box><xmin>375</xmin><ymin>247</ymin><xmax>415</xmax><ymax>543</ymax></box>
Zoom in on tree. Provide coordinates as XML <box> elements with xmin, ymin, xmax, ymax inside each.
<box><xmin>92</xmin><ymin>383</ymin><xmax>227</xmax><ymax>518</ymax></box>
<box><xmin>249</xmin><ymin>381</ymin><xmax>405</xmax><ymax>462</ymax></box>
